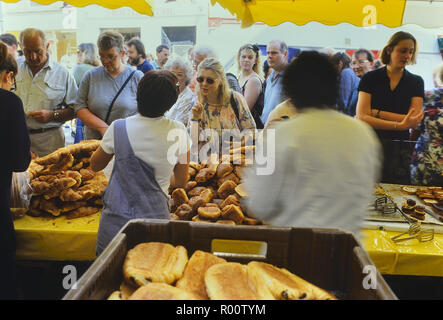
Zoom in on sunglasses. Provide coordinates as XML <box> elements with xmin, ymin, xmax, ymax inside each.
<box><xmin>196</xmin><ymin>76</ymin><xmax>216</xmax><ymax>84</ymax></box>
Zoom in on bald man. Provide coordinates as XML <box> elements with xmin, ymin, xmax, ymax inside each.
<box><xmin>15</xmin><ymin>28</ymin><xmax>77</xmax><ymax>156</ymax></box>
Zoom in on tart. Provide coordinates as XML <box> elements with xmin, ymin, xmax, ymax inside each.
<box><xmin>401</xmin><ymin>199</ymin><xmax>416</xmax><ymax>214</ymax></box>
<box><xmin>402</xmin><ymin>186</ymin><xmax>417</xmax><ymax>195</ymax></box>
<box><xmin>410</xmin><ymin>205</ymin><xmax>425</xmax><ymax>221</ymax></box>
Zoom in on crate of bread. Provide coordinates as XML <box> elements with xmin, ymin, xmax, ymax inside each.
<box><xmin>63</xmin><ymin>219</ymin><xmax>397</xmax><ymax>300</ymax></box>
<box><xmin>169</xmin><ymin>147</ymin><xmax>261</xmax><ymax>226</ymax></box>
<box><xmin>25</xmin><ymin>140</ymin><xmax>108</xmax><ymax>219</ymax></box>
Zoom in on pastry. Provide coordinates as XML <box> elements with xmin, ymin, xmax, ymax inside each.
<box><xmin>66</xmin><ymin>206</ymin><xmax>100</xmax><ymax>219</ymax></box>
<box><xmin>410</xmin><ymin>205</ymin><xmax>425</xmax><ymax>221</ymax></box>
<box><xmin>176</xmin><ymin>250</ymin><xmax>226</xmax><ymax>299</ymax></box>
<box><xmin>198</xmin><ymin>206</ymin><xmax>221</xmax><ymax>220</ymax></box>
<box><xmin>204</xmin><ymin>262</ymin><xmax>275</xmax><ymax>300</ymax></box>
<box><xmin>248</xmin><ymin>261</ymin><xmax>337</xmax><ymax>300</ymax></box>
<box><xmin>199</xmin><ymin>188</ymin><xmax>213</xmax><ymax>204</ymax></box>
<box><xmin>128</xmin><ymin>283</ymin><xmax>202</xmax><ymax>300</ymax></box>
<box><xmin>195</xmin><ymin>168</ymin><xmax>215</xmax><ymax>183</ymax></box>
<box><xmin>123</xmin><ymin>242</ymin><xmax>188</xmax><ymax>287</ymax></box>
<box><xmin>221</xmin><ymin>204</ymin><xmax>244</xmax><ymax>224</ymax></box>
<box><xmin>216</xmin><ymin>163</ymin><xmax>234</xmax><ymax>179</ymax></box>
<box><xmin>220</xmin><ymin>194</ymin><xmax>240</xmax><ymax>209</ymax></box>
<box><xmin>217</xmin><ymin>172</ymin><xmax>240</xmax><ymax>187</ymax></box>
<box><xmin>215</xmin><ymin>220</ymin><xmax>236</xmax><ymax>225</ymax></box>
<box><xmin>174</xmin><ymin>204</ymin><xmax>193</xmax><ymax>220</ymax></box>
<box><xmin>217</xmin><ymin>180</ymin><xmax>237</xmax><ymax>199</ymax></box>
<box><xmin>402</xmin><ymin>186</ymin><xmax>417</xmax><ymax>195</ymax></box>
<box><xmin>187</xmin><ymin>187</ymin><xmax>207</xmax><ymax>198</ymax></box>
<box><xmin>171</xmin><ymin>188</ymin><xmax>189</xmax><ymax>208</ymax></box>
<box><xmin>401</xmin><ymin>199</ymin><xmax>416</xmax><ymax>214</ymax></box>
<box><xmin>189</xmin><ymin>196</ymin><xmax>205</xmax><ymax>214</ymax></box>
<box><xmin>184</xmin><ymin>181</ymin><xmax>197</xmax><ymax>192</ymax></box>
<box><xmin>243</xmin><ymin>217</ymin><xmax>261</xmax><ymax>225</ymax></box>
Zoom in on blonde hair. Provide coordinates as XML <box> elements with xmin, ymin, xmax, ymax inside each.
<box><xmin>380</xmin><ymin>31</ymin><xmax>417</xmax><ymax>65</ymax></box>
<box><xmin>197</xmin><ymin>57</ymin><xmax>231</xmax><ymax>105</ymax></box>
<box><xmin>237</xmin><ymin>44</ymin><xmax>263</xmax><ymax>78</ymax></box>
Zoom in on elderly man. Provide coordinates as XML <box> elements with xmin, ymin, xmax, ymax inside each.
<box><xmin>15</xmin><ymin>28</ymin><xmax>77</xmax><ymax>157</ymax></box>
<box><xmin>127</xmin><ymin>37</ymin><xmax>154</xmax><ymax>74</ymax></box>
<box><xmin>261</xmin><ymin>40</ymin><xmax>289</xmax><ymax>124</ymax></box>
<box><xmin>351</xmin><ymin>48</ymin><xmax>374</xmax><ymax>78</ymax></box>
<box><xmin>151</xmin><ymin>44</ymin><xmax>170</xmax><ymax>70</ymax></box>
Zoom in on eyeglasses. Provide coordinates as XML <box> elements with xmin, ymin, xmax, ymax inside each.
<box><xmin>351</xmin><ymin>59</ymin><xmax>369</xmax><ymax>66</ymax></box>
<box><xmin>23</xmin><ymin>48</ymin><xmax>44</xmax><ymax>56</ymax></box>
<box><xmin>196</xmin><ymin>76</ymin><xmax>215</xmax><ymax>84</ymax></box>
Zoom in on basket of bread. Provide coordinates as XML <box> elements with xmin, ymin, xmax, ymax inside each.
<box><xmin>26</xmin><ymin>140</ymin><xmax>108</xmax><ymax>219</ymax></box>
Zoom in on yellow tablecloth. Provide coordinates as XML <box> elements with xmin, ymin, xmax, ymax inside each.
<box><xmin>361</xmin><ymin>229</ymin><xmax>443</xmax><ymax>277</ymax></box>
<box><xmin>13</xmin><ymin>215</ymin><xmax>443</xmax><ymax>277</ymax></box>
<box><xmin>13</xmin><ymin>213</ymin><xmax>100</xmax><ymax>261</ymax></box>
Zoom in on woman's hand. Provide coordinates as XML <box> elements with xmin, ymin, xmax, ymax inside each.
<box><xmin>191</xmin><ymin>102</ymin><xmax>203</xmax><ymax>121</ymax></box>
<box><xmin>399</xmin><ymin>108</ymin><xmax>424</xmax><ymax>130</ymax></box>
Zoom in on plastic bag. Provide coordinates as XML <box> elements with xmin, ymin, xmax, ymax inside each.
<box><xmin>10</xmin><ymin>171</ymin><xmax>33</xmax><ymax>220</ymax></box>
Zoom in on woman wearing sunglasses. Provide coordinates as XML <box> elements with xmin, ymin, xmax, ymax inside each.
<box><xmin>0</xmin><ymin>41</ymin><xmax>31</xmax><ymax>299</ymax></box>
<box><xmin>190</xmin><ymin>57</ymin><xmax>256</xmax><ymax>156</ymax></box>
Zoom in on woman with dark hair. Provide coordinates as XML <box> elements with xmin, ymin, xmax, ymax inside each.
<box><xmin>0</xmin><ymin>41</ymin><xmax>31</xmax><ymax>298</ymax></box>
<box><xmin>75</xmin><ymin>31</ymin><xmax>144</xmax><ymax>140</ymax></box>
<box><xmin>90</xmin><ymin>70</ymin><xmax>191</xmax><ymax>255</ymax></box>
<box><xmin>331</xmin><ymin>51</ymin><xmax>360</xmax><ymax>116</ymax></box>
<box><xmin>356</xmin><ymin>31</ymin><xmax>424</xmax><ymax>184</ymax></box>
<box><xmin>237</xmin><ymin>44</ymin><xmax>265</xmax><ymax>129</ymax></box>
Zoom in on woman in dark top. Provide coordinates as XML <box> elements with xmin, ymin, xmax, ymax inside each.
<box><xmin>356</xmin><ymin>31</ymin><xmax>424</xmax><ymax>184</ymax></box>
<box><xmin>237</xmin><ymin>44</ymin><xmax>265</xmax><ymax>129</ymax></box>
<box><xmin>0</xmin><ymin>41</ymin><xmax>31</xmax><ymax>299</ymax></box>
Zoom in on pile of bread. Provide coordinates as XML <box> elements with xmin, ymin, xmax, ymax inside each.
<box><xmin>26</xmin><ymin>140</ymin><xmax>108</xmax><ymax>219</ymax></box>
<box><xmin>108</xmin><ymin>242</ymin><xmax>337</xmax><ymax>300</ymax></box>
<box><xmin>169</xmin><ymin>147</ymin><xmax>261</xmax><ymax>226</ymax></box>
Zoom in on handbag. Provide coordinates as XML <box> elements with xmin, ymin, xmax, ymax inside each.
<box><xmin>104</xmin><ymin>70</ymin><xmax>136</xmax><ymax>124</ymax></box>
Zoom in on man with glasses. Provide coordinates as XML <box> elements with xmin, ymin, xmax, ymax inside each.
<box><xmin>15</xmin><ymin>28</ymin><xmax>77</xmax><ymax>157</ymax></box>
<box><xmin>261</xmin><ymin>40</ymin><xmax>289</xmax><ymax>124</ymax></box>
<box><xmin>351</xmin><ymin>48</ymin><xmax>374</xmax><ymax>78</ymax></box>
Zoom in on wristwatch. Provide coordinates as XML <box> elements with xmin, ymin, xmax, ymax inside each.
<box><xmin>53</xmin><ymin>109</ymin><xmax>61</xmax><ymax>122</ymax></box>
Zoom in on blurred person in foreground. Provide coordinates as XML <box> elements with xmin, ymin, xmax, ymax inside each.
<box><xmin>73</xmin><ymin>43</ymin><xmax>100</xmax><ymax>86</ymax></box>
<box><xmin>245</xmin><ymin>51</ymin><xmax>381</xmax><ymax>238</ymax></box>
<box><xmin>16</xmin><ymin>28</ymin><xmax>76</xmax><ymax>157</ymax></box>
<box><xmin>91</xmin><ymin>70</ymin><xmax>191</xmax><ymax>255</ymax></box>
<box><xmin>0</xmin><ymin>42</ymin><xmax>31</xmax><ymax>299</ymax></box>
<box><xmin>164</xmin><ymin>56</ymin><xmax>195</xmax><ymax>125</ymax></box>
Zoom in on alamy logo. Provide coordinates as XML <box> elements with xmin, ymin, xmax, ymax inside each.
<box><xmin>362</xmin><ymin>265</ymin><xmax>377</xmax><ymax>290</ymax></box>
<box><xmin>62</xmin><ymin>265</ymin><xmax>78</xmax><ymax>290</ymax></box>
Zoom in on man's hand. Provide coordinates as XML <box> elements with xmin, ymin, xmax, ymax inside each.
<box><xmin>27</xmin><ymin>110</ymin><xmax>54</xmax><ymax>123</ymax></box>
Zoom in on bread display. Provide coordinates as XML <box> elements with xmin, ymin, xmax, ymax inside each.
<box><xmin>26</xmin><ymin>140</ymin><xmax>107</xmax><ymax>219</ymax></box>
<box><xmin>168</xmin><ymin>150</ymin><xmax>262</xmax><ymax>226</ymax></box>
<box><xmin>107</xmin><ymin>242</ymin><xmax>337</xmax><ymax>300</ymax></box>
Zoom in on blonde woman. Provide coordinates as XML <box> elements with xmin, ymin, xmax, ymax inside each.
<box><xmin>237</xmin><ymin>44</ymin><xmax>265</xmax><ymax>128</ymax></box>
<box><xmin>190</xmin><ymin>57</ymin><xmax>256</xmax><ymax>156</ymax></box>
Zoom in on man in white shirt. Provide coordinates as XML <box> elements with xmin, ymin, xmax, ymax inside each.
<box><xmin>245</xmin><ymin>51</ymin><xmax>381</xmax><ymax>237</ymax></box>
<box><xmin>15</xmin><ymin>28</ymin><xmax>77</xmax><ymax>156</ymax></box>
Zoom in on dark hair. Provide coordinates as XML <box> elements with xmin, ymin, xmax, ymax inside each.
<box><xmin>0</xmin><ymin>33</ymin><xmax>18</xmax><ymax>47</ymax></box>
<box><xmin>156</xmin><ymin>44</ymin><xmax>170</xmax><ymax>54</ymax></box>
<box><xmin>127</xmin><ymin>37</ymin><xmax>147</xmax><ymax>59</ymax></box>
<box><xmin>282</xmin><ymin>51</ymin><xmax>338</xmax><ymax>110</ymax></box>
<box><xmin>380</xmin><ymin>31</ymin><xmax>417</xmax><ymax>65</ymax></box>
<box><xmin>263</xmin><ymin>60</ymin><xmax>270</xmax><ymax>76</ymax></box>
<box><xmin>137</xmin><ymin>70</ymin><xmax>179</xmax><ymax>117</ymax></box>
<box><xmin>353</xmin><ymin>49</ymin><xmax>374</xmax><ymax>63</ymax></box>
<box><xmin>0</xmin><ymin>41</ymin><xmax>17</xmax><ymax>75</ymax></box>
<box><xmin>331</xmin><ymin>52</ymin><xmax>351</xmax><ymax>69</ymax></box>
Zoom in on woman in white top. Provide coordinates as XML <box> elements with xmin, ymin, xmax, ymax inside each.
<box><xmin>164</xmin><ymin>56</ymin><xmax>195</xmax><ymax>125</ymax></box>
<box><xmin>90</xmin><ymin>70</ymin><xmax>191</xmax><ymax>255</ymax></box>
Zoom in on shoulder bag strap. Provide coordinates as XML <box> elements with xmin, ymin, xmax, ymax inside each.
<box><xmin>105</xmin><ymin>70</ymin><xmax>136</xmax><ymax>124</ymax></box>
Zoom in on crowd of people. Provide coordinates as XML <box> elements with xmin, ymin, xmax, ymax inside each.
<box><xmin>1</xmin><ymin>28</ymin><xmax>442</xmax><ymax>298</ymax></box>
